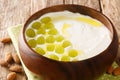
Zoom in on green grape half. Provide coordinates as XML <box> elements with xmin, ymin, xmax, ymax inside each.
<box><xmin>40</xmin><ymin>17</ymin><xmax>51</xmax><ymax>23</ymax></box>
<box><xmin>37</xmin><ymin>27</ymin><xmax>46</xmax><ymax>34</ymax></box>
<box><xmin>32</xmin><ymin>22</ymin><xmax>41</xmax><ymax>29</ymax></box>
<box><xmin>28</xmin><ymin>39</ymin><xmax>36</xmax><ymax>48</ymax></box>
<box><xmin>47</xmin><ymin>54</ymin><xmax>59</xmax><ymax>61</ymax></box>
<box><xmin>46</xmin><ymin>35</ymin><xmax>55</xmax><ymax>43</ymax></box>
<box><xmin>55</xmin><ymin>45</ymin><xmax>64</xmax><ymax>54</ymax></box>
<box><xmin>35</xmin><ymin>47</ymin><xmax>46</xmax><ymax>55</ymax></box>
<box><xmin>36</xmin><ymin>36</ymin><xmax>45</xmax><ymax>44</ymax></box>
<box><xmin>44</xmin><ymin>22</ymin><xmax>54</xmax><ymax>29</ymax></box>
<box><xmin>46</xmin><ymin>44</ymin><xmax>55</xmax><ymax>51</ymax></box>
<box><xmin>56</xmin><ymin>35</ymin><xmax>64</xmax><ymax>42</ymax></box>
<box><xmin>62</xmin><ymin>40</ymin><xmax>71</xmax><ymax>48</ymax></box>
<box><xmin>26</xmin><ymin>28</ymin><xmax>35</xmax><ymax>37</ymax></box>
<box><xmin>48</xmin><ymin>28</ymin><xmax>58</xmax><ymax>35</ymax></box>
<box><xmin>61</xmin><ymin>55</ymin><xmax>70</xmax><ymax>61</ymax></box>
<box><xmin>68</xmin><ymin>49</ymin><xmax>78</xmax><ymax>57</ymax></box>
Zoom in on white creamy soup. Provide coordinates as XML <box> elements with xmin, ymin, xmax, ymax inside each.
<box><xmin>25</xmin><ymin>11</ymin><xmax>112</xmax><ymax>61</ymax></box>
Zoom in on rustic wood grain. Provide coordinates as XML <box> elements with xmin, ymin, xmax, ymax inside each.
<box><xmin>46</xmin><ymin>0</ymin><xmax>64</xmax><ymax>7</ymax></box>
<box><xmin>0</xmin><ymin>0</ymin><xmax>120</xmax><ymax>80</ymax></box>
<box><xmin>46</xmin><ymin>0</ymin><xmax>100</xmax><ymax>11</ymax></box>
<box><xmin>71</xmin><ymin>0</ymin><xmax>100</xmax><ymax>11</ymax></box>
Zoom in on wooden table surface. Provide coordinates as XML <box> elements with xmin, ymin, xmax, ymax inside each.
<box><xmin>0</xmin><ymin>0</ymin><xmax>120</xmax><ymax>80</ymax></box>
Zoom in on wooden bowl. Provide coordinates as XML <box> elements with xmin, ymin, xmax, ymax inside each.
<box><xmin>18</xmin><ymin>4</ymin><xmax>118</xmax><ymax>80</ymax></box>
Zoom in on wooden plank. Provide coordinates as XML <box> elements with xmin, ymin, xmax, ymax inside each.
<box><xmin>100</xmin><ymin>0</ymin><xmax>120</xmax><ymax>37</ymax></box>
<box><xmin>0</xmin><ymin>0</ymin><xmax>45</xmax><ymax>80</ymax></box>
<box><xmin>72</xmin><ymin>0</ymin><xmax>100</xmax><ymax>11</ymax></box>
<box><xmin>45</xmin><ymin>0</ymin><xmax>100</xmax><ymax>11</ymax></box>
<box><xmin>46</xmin><ymin>0</ymin><xmax>64</xmax><ymax>7</ymax></box>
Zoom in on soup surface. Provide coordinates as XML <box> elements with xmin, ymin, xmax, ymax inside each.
<box><xmin>25</xmin><ymin>11</ymin><xmax>112</xmax><ymax>61</ymax></box>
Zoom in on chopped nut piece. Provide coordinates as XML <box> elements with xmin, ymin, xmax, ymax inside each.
<box><xmin>5</xmin><ymin>52</ymin><xmax>13</xmax><ymax>63</ymax></box>
<box><xmin>106</xmin><ymin>66</ymin><xmax>114</xmax><ymax>74</ymax></box>
<box><xmin>9</xmin><ymin>64</ymin><xmax>23</xmax><ymax>73</ymax></box>
<box><xmin>0</xmin><ymin>37</ymin><xmax>11</xmax><ymax>43</ymax></box>
<box><xmin>113</xmin><ymin>66</ymin><xmax>120</xmax><ymax>76</ymax></box>
<box><xmin>7</xmin><ymin>72</ymin><xmax>16</xmax><ymax>80</ymax></box>
<box><xmin>12</xmin><ymin>54</ymin><xmax>20</xmax><ymax>64</ymax></box>
<box><xmin>0</xmin><ymin>59</ymin><xmax>8</xmax><ymax>67</ymax></box>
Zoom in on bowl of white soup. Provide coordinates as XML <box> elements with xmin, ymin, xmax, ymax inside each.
<box><xmin>19</xmin><ymin>5</ymin><xmax>118</xmax><ymax>80</ymax></box>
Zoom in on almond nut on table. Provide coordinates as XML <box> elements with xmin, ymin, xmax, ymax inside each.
<box><xmin>7</xmin><ymin>72</ymin><xmax>17</xmax><ymax>80</ymax></box>
<box><xmin>0</xmin><ymin>59</ymin><xmax>8</xmax><ymax>67</ymax></box>
<box><xmin>12</xmin><ymin>53</ymin><xmax>21</xmax><ymax>64</ymax></box>
<box><xmin>107</xmin><ymin>66</ymin><xmax>114</xmax><ymax>74</ymax></box>
<box><xmin>113</xmin><ymin>66</ymin><xmax>120</xmax><ymax>76</ymax></box>
<box><xmin>9</xmin><ymin>64</ymin><xmax>23</xmax><ymax>73</ymax></box>
<box><xmin>0</xmin><ymin>37</ymin><xmax>11</xmax><ymax>43</ymax></box>
<box><xmin>5</xmin><ymin>52</ymin><xmax>13</xmax><ymax>63</ymax></box>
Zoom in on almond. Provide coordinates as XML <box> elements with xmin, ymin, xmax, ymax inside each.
<box><xmin>5</xmin><ymin>52</ymin><xmax>13</xmax><ymax>63</ymax></box>
<box><xmin>119</xmin><ymin>38</ymin><xmax>120</xmax><ymax>44</ymax></box>
<box><xmin>113</xmin><ymin>66</ymin><xmax>120</xmax><ymax>76</ymax></box>
<box><xmin>9</xmin><ymin>64</ymin><xmax>23</xmax><ymax>73</ymax></box>
<box><xmin>0</xmin><ymin>59</ymin><xmax>8</xmax><ymax>67</ymax></box>
<box><xmin>0</xmin><ymin>37</ymin><xmax>11</xmax><ymax>43</ymax></box>
<box><xmin>106</xmin><ymin>66</ymin><xmax>114</xmax><ymax>74</ymax></box>
<box><xmin>12</xmin><ymin>54</ymin><xmax>20</xmax><ymax>64</ymax></box>
<box><xmin>7</xmin><ymin>72</ymin><xmax>16</xmax><ymax>80</ymax></box>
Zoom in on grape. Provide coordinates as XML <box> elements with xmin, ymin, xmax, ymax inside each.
<box><xmin>56</xmin><ymin>35</ymin><xmax>64</xmax><ymax>42</ymax></box>
<box><xmin>35</xmin><ymin>47</ymin><xmax>45</xmax><ymax>55</ymax></box>
<box><xmin>32</xmin><ymin>22</ymin><xmax>41</xmax><ymax>29</ymax></box>
<box><xmin>46</xmin><ymin>35</ymin><xmax>55</xmax><ymax>43</ymax></box>
<box><xmin>47</xmin><ymin>54</ymin><xmax>59</xmax><ymax>61</ymax></box>
<box><xmin>62</xmin><ymin>40</ymin><xmax>71</xmax><ymax>48</ymax></box>
<box><xmin>48</xmin><ymin>28</ymin><xmax>58</xmax><ymax>35</ymax></box>
<box><xmin>68</xmin><ymin>49</ymin><xmax>78</xmax><ymax>57</ymax></box>
<box><xmin>37</xmin><ymin>27</ymin><xmax>46</xmax><ymax>34</ymax></box>
<box><xmin>44</xmin><ymin>22</ymin><xmax>54</xmax><ymax>29</ymax></box>
<box><xmin>40</xmin><ymin>17</ymin><xmax>51</xmax><ymax>23</ymax></box>
<box><xmin>46</xmin><ymin>44</ymin><xmax>55</xmax><ymax>51</ymax></box>
<box><xmin>36</xmin><ymin>36</ymin><xmax>45</xmax><ymax>44</ymax></box>
<box><xmin>61</xmin><ymin>55</ymin><xmax>70</xmax><ymax>61</ymax></box>
<box><xmin>26</xmin><ymin>28</ymin><xmax>35</xmax><ymax>37</ymax></box>
<box><xmin>27</xmin><ymin>39</ymin><xmax>36</xmax><ymax>48</ymax></box>
<box><xmin>55</xmin><ymin>45</ymin><xmax>64</xmax><ymax>54</ymax></box>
